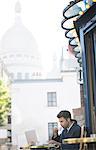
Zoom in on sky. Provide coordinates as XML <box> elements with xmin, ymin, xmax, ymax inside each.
<box><xmin>0</xmin><ymin>0</ymin><xmax>71</xmax><ymax>72</ymax></box>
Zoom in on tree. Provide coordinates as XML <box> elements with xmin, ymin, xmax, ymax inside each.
<box><xmin>0</xmin><ymin>80</ymin><xmax>11</xmax><ymax>126</ymax></box>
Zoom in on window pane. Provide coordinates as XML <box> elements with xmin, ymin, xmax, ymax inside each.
<box><xmin>17</xmin><ymin>72</ymin><xmax>22</xmax><ymax>79</ymax></box>
<box><xmin>47</xmin><ymin>92</ymin><xmax>57</xmax><ymax>107</ymax></box>
<box><xmin>48</xmin><ymin>122</ymin><xmax>58</xmax><ymax>140</ymax></box>
<box><xmin>25</xmin><ymin>73</ymin><xmax>29</xmax><ymax>79</ymax></box>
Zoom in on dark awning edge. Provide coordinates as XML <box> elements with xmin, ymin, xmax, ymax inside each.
<box><xmin>61</xmin><ymin>0</ymin><xmax>84</xmax><ymax>65</ymax></box>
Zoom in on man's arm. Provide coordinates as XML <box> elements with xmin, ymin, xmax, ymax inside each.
<box><xmin>48</xmin><ymin>140</ymin><xmax>61</xmax><ymax>148</ymax></box>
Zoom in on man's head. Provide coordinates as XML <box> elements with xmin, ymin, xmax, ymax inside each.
<box><xmin>57</xmin><ymin>110</ymin><xmax>72</xmax><ymax>128</ymax></box>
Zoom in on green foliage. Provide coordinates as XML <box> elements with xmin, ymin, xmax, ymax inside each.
<box><xmin>0</xmin><ymin>80</ymin><xmax>11</xmax><ymax>126</ymax></box>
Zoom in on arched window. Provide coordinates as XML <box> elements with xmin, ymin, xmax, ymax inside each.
<box><xmin>25</xmin><ymin>73</ymin><xmax>29</xmax><ymax>79</ymax></box>
<box><xmin>17</xmin><ymin>72</ymin><xmax>22</xmax><ymax>79</ymax></box>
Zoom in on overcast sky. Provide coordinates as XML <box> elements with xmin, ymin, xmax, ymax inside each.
<box><xmin>0</xmin><ymin>0</ymin><xmax>70</xmax><ymax>72</ymax></box>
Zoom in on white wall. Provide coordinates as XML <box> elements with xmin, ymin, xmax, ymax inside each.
<box><xmin>11</xmin><ymin>71</ymin><xmax>80</xmax><ymax>147</ymax></box>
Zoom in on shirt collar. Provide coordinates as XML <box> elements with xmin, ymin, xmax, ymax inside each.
<box><xmin>67</xmin><ymin>122</ymin><xmax>74</xmax><ymax>132</ymax></box>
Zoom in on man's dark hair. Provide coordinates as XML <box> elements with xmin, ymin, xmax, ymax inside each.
<box><xmin>57</xmin><ymin>110</ymin><xmax>71</xmax><ymax>119</ymax></box>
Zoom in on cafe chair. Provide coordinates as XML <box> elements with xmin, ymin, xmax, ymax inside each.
<box><xmin>79</xmin><ymin>125</ymin><xmax>88</xmax><ymax>150</ymax></box>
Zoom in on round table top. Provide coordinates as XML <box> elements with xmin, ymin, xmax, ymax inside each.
<box><xmin>20</xmin><ymin>144</ymin><xmax>55</xmax><ymax>149</ymax></box>
<box><xmin>30</xmin><ymin>145</ymin><xmax>50</xmax><ymax>148</ymax></box>
<box><xmin>63</xmin><ymin>137</ymin><xmax>96</xmax><ymax>144</ymax></box>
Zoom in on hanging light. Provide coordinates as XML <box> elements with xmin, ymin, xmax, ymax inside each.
<box><xmin>77</xmin><ymin>67</ymin><xmax>83</xmax><ymax>84</ymax></box>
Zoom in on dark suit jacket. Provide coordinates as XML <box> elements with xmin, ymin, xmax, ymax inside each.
<box><xmin>60</xmin><ymin>122</ymin><xmax>81</xmax><ymax>150</ymax></box>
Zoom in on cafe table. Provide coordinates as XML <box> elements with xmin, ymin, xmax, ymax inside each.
<box><xmin>63</xmin><ymin>137</ymin><xmax>96</xmax><ymax>144</ymax></box>
<box><xmin>20</xmin><ymin>144</ymin><xmax>55</xmax><ymax>150</ymax></box>
<box><xmin>63</xmin><ymin>137</ymin><xmax>96</xmax><ymax>149</ymax></box>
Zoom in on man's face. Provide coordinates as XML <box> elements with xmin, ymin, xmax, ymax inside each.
<box><xmin>58</xmin><ymin>117</ymin><xmax>69</xmax><ymax>128</ymax></box>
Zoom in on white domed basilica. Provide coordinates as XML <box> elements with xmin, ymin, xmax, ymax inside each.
<box><xmin>0</xmin><ymin>1</ymin><xmax>42</xmax><ymax>80</ymax></box>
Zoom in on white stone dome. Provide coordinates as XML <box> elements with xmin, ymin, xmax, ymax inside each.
<box><xmin>0</xmin><ymin>2</ymin><xmax>42</xmax><ymax>80</ymax></box>
<box><xmin>1</xmin><ymin>21</ymin><xmax>38</xmax><ymax>55</ymax></box>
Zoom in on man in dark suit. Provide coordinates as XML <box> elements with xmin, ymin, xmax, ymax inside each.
<box><xmin>49</xmin><ymin>110</ymin><xmax>81</xmax><ymax>150</ymax></box>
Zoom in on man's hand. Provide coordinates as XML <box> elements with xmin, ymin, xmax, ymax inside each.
<box><xmin>48</xmin><ymin>140</ymin><xmax>61</xmax><ymax>147</ymax></box>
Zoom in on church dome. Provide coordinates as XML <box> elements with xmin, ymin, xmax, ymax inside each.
<box><xmin>1</xmin><ymin>1</ymin><xmax>38</xmax><ymax>54</ymax></box>
<box><xmin>0</xmin><ymin>1</ymin><xmax>42</xmax><ymax>80</ymax></box>
<box><xmin>1</xmin><ymin>22</ymin><xmax>38</xmax><ymax>55</ymax></box>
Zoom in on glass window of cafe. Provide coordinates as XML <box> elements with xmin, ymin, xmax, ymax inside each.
<box><xmin>84</xmin><ymin>27</ymin><xmax>96</xmax><ymax>133</ymax></box>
